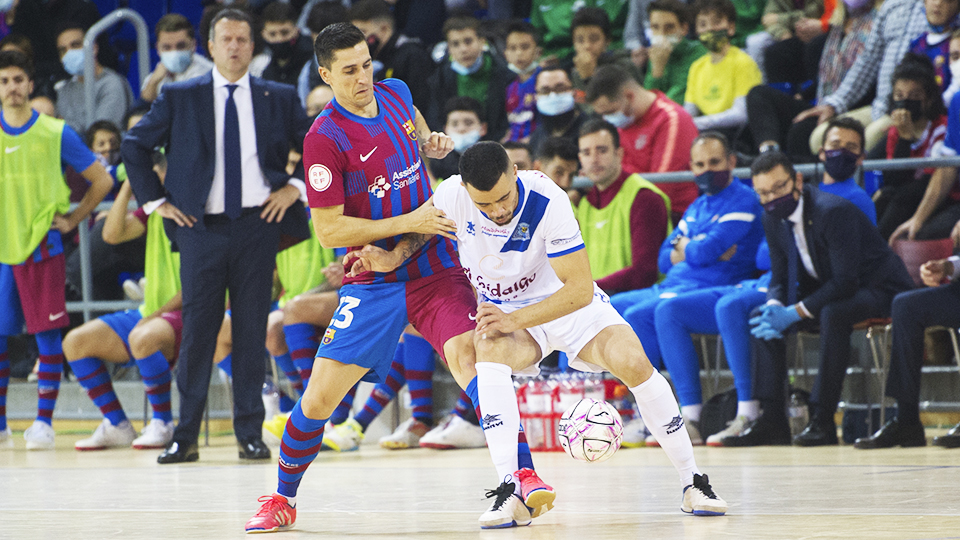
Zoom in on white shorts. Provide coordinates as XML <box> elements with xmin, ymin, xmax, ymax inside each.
<box><xmin>494</xmin><ymin>284</ymin><xmax>630</xmax><ymax>376</ymax></box>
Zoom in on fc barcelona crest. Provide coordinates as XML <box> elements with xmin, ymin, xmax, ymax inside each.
<box><xmin>322</xmin><ymin>328</ymin><xmax>336</xmax><ymax>345</ymax></box>
<box><xmin>403</xmin><ymin>119</ymin><xmax>417</xmax><ymax>140</ymax></box>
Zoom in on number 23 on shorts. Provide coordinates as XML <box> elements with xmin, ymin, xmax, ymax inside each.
<box><xmin>332</xmin><ymin>296</ymin><xmax>361</xmax><ymax>329</ymax></box>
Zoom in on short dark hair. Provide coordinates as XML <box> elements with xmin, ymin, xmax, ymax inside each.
<box><xmin>261</xmin><ymin>1</ymin><xmax>297</xmax><ymax>24</ymax></box>
<box><xmin>586</xmin><ymin>64</ymin><xmax>633</xmax><ymax>103</ymax></box>
<box><xmin>123</xmin><ymin>104</ymin><xmax>151</xmax><ymax>130</ymax></box>
<box><xmin>443</xmin><ymin>96</ymin><xmax>483</xmax><ymax>123</ymax></box>
<box><xmin>691</xmin><ymin>131</ymin><xmax>732</xmax><ymax>156</ymax></box>
<box><xmin>648</xmin><ymin>0</ymin><xmax>692</xmax><ymax>26</ymax></box>
<box><xmin>505</xmin><ymin>19</ymin><xmax>541</xmax><ymax>46</ymax></box>
<box><xmin>571</xmin><ymin>7</ymin><xmax>611</xmax><ymax>39</ymax></box>
<box><xmin>306</xmin><ymin>2</ymin><xmax>348</xmax><ymax>35</ymax></box>
<box><xmin>750</xmin><ymin>150</ymin><xmax>797</xmax><ymax>180</ymax></box>
<box><xmin>0</xmin><ymin>49</ymin><xmax>34</xmax><ymax>80</ymax></box>
<box><xmin>314</xmin><ymin>22</ymin><xmax>366</xmax><ymax>69</ymax></box>
<box><xmin>442</xmin><ymin>16</ymin><xmax>480</xmax><ymax>38</ymax></box>
<box><xmin>888</xmin><ymin>52</ymin><xmax>948</xmax><ymax>121</ymax></box>
<box><xmin>155</xmin><ymin>13</ymin><xmax>196</xmax><ymax>40</ymax></box>
<box><xmin>535</xmin><ymin>63</ymin><xmax>572</xmax><ymax>88</ymax></box>
<box><xmin>822</xmin><ymin>117</ymin><xmax>866</xmax><ymax>150</ymax></box>
<box><xmin>536</xmin><ymin>136</ymin><xmax>579</xmax><ymax>162</ymax></box>
<box><xmin>694</xmin><ymin>0</ymin><xmax>737</xmax><ymax>25</ymax></box>
<box><xmin>579</xmin><ymin>118</ymin><xmax>620</xmax><ymax>149</ymax></box>
<box><xmin>209</xmin><ymin>8</ymin><xmax>255</xmax><ymax>41</ymax></box>
<box><xmin>348</xmin><ymin>0</ymin><xmax>395</xmax><ymax>25</ymax></box>
<box><xmin>0</xmin><ymin>33</ymin><xmax>35</xmax><ymax>61</ymax></box>
<box><xmin>85</xmin><ymin>120</ymin><xmax>121</xmax><ymax>148</ymax></box>
<box><xmin>460</xmin><ymin>141</ymin><xmax>511</xmax><ymax>191</ymax></box>
<box><xmin>503</xmin><ymin>140</ymin><xmax>531</xmax><ymax>155</ymax></box>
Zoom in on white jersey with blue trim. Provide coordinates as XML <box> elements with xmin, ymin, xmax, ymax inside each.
<box><xmin>433</xmin><ymin>170</ymin><xmax>585</xmax><ymax>305</ymax></box>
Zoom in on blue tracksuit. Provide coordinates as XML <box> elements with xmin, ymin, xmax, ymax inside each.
<box><xmin>610</xmin><ymin>179</ymin><xmax>764</xmax><ymax>369</ymax></box>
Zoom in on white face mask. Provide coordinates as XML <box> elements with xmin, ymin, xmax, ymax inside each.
<box><xmin>536</xmin><ymin>91</ymin><xmax>576</xmax><ymax>116</ymax></box>
<box><xmin>649</xmin><ymin>34</ymin><xmax>681</xmax><ymax>47</ymax></box>
<box><xmin>951</xmin><ymin>58</ymin><xmax>960</xmax><ymax>81</ymax></box>
<box><xmin>450</xmin><ymin>129</ymin><xmax>482</xmax><ymax>153</ymax></box>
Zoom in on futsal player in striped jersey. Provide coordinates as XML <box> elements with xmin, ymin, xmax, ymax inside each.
<box><xmin>0</xmin><ymin>50</ymin><xmax>113</xmax><ymax>450</ymax></box>
<box><xmin>246</xmin><ymin>23</ymin><xmax>552</xmax><ymax>533</ymax></box>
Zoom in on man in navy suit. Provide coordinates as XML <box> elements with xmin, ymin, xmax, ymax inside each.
<box><xmin>722</xmin><ymin>151</ymin><xmax>913</xmax><ymax>447</ymax></box>
<box><xmin>122</xmin><ymin>8</ymin><xmax>312</xmax><ymax>463</ymax></box>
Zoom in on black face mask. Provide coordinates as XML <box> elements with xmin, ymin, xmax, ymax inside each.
<box><xmin>892</xmin><ymin>99</ymin><xmax>924</xmax><ymax>122</ymax></box>
<box><xmin>270</xmin><ymin>37</ymin><xmax>297</xmax><ymax>59</ymax></box>
<box><xmin>694</xmin><ymin>169</ymin><xmax>730</xmax><ymax>195</ymax></box>
<box><xmin>366</xmin><ymin>35</ymin><xmax>382</xmax><ymax>57</ymax></box>
<box><xmin>822</xmin><ymin>148</ymin><xmax>860</xmax><ymax>181</ymax></box>
<box><xmin>763</xmin><ymin>189</ymin><xmax>800</xmax><ymax>221</ymax></box>
<box><xmin>699</xmin><ymin>30</ymin><xmax>729</xmax><ymax>53</ymax></box>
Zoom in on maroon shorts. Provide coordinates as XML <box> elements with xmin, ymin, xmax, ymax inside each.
<box><xmin>405</xmin><ymin>267</ymin><xmax>478</xmax><ymax>363</ymax></box>
<box><xmin>11</xmin><ymin>253</ymin><xmax>68</xmax><ymax>334</ymax></box>
<box><xmin>159</xmin><ymin>310</ymin><xmax>183</xmax><ymax>364</ymax></box>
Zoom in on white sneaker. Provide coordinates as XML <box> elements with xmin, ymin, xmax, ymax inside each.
<box><xmin>706</xmin><ymin>415</ymin><xmax>752</xmax><ymax>447</ymax></box>
<box><xmin>681</xmin><ymin>473</ymin><xmax>727</xmax><ymax>516</ymax></box>
<box><xmin>479</xmin><ymin>479</ymin><xmax>532</xmax><ymax>529</ymax></box>
<box><xmin>645</xmin><ymin>418</ymin><xmax>703</xmax><ymax>447</ymax></box>
<box><xmin>621</xmin><ymin>417</ymin><xmax>650</xmax><ymax>448</ymax></box>
<box><xmin>0</xmin><ymin>426</ymin><xmax>13</xmax><ymax>449</ymax></box>
<box><xmin>419</xmin><ymin>415</ymin><xmax>486</xmax><ymax>449</ymax></box>
<box><xmin>75</xmin><ymin>418</ymin><xmax>137</xmax><ymax>451</ymax></box>
<box><xmin>262</xmin><ymin>382</ymin><xmax>281</xmax><ymax>420</ymax></box>
<box><xmin>24</xmin><ymin>420</ymin><xmax>55</xmax><ymax>450</ymax></box>
<box><xmin>379</xmin><ymin>417</ymin><xmax>430</xmax><ymax>450</ymax></box>
<box><xmin>132</xmin><ymin>419</ymin><xmax>175</xmax><ymax>449</ymax></box>
<box><xmin>321</xmin><ymin>418</ymin><xmax>363</xmax><ymax>452</ymax></box>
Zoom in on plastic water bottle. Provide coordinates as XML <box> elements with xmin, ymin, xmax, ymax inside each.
<box><xmin>788</xmin><ymin>391</ymin><xmax>809</xmax><ymax>437</ymax></box>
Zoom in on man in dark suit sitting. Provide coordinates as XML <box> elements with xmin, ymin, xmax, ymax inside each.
<box><xmin>122</xmin><ymin>8</ymin><xmax>312</xmax><ymax>463</ymax></box>
<box><xmin>723</xmin><ymin>151</ymin><xmax>914</xmax><ymax>447</ymax></box>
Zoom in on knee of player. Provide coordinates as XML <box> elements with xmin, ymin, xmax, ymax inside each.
<box><xmin>265</xmin><ymin>322</ymin><xmax>286</xmax><ymax>356</ymax></box>
<box><xmin>128</xmin><ymin>326</ymin><xmax>162</xmax><ymax>358</ymax></box>
<box><xmin>61</xmin><ymin>328</ymin><xmax>85</xmax><ymax>359</ymax></box>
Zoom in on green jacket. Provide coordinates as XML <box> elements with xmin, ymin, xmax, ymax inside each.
<box><xmin>644</xmin><ymin>39</ymin><xmax>708</xmax><ymax>105</ymax></box>
<box><xmin>531</xmin><ymin>0</ymin><xmax>628</xmax><ymax>59</ymax></box>
<box><xmin>731</xmin><ymin>0</ymin><xmax>766</xmax><ymax>47</ymax></box>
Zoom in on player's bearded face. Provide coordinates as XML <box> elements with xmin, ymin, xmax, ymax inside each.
<box><xmin>468</xmin><ymin>168</ymin><xmax>520</xmax><ymax>226</ymax></box>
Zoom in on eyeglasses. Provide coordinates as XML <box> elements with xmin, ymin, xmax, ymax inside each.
<box><xmin>754</xmin><ymin>177</ymin><xmax>794</xmax><ymax>200</ymax></box>
<box><xmin>535</xmin><ymin>85</ymin><xmax>572</xmax><ymax>96</ymax></box>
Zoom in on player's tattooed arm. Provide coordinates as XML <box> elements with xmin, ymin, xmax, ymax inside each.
<box><xmin>345</xmin><ymin>232</ymin><xmax>431</xmax><ymax>276</ymax></box>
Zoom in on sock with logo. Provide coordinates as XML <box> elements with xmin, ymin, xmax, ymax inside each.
<box><xmin>630</xmin><ymin>371</ymin><xmax>699</xmax><ymax>487</ymax></box>
<box><xmin>277</xmin><ymin>399</ymin><xmax>326</xmax><ymax>498</ymax></box>
<box><xmin>35</xmin><ymin>330</ymin><xmax>64</xmax><ymax>425</ymax></box>
<box><xmin>475</xmin><ymin>363</ymin><xmax>521</xmax><ymax>491</ymax></box>
<box><xmin>285</xmin><ymin>323</ymin><xmax>318</xmax><ymax>387</ymax></box>
<box><xmin>355</xmin><ymin>345</ymin><xmax>405</xmax><ymax>431</ymax></box>
<box><xmin>69</xmin><ymin>356</ymin><xmax>127</xmax><ymax>426</ymax></box>
<box><xmin>402</xmin><ymin>334</ymin><xmax>434</xmax><ymax>427</ymax></box>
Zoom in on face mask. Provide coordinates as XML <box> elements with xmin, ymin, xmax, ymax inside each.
<box><xmin>892</xmin><ymin>98</ymin><xmax>924</xmax><ymax>122</ymax></box>
<box><xmin>822</xmin><ymin>148</ymin><xmax>860</xmax><ymax>181</ymax></box>
<box><xmin>842</xmin><ymin>0</ymin><xmax>872</xmax><ymax>12</ymax></box>
<box><xmin>102</xmin><ymin>150</ymin><xmax>121</xmax><ymax>166</ymax></box>
<box><xmin>699</xmin><ymin>30</ymin><xmax>729</xmax><ymax>53</ymax></box>
<box><xmin>451</xmin><ymin>53</ymin><xmax>484</xmax><ymax>76</ymax></box>
<box><xmin>951</xmin><ymin>59</ymin><xmax>960</xmax><ymax>81</ymax></box>
<box><xmin>508</xmin><ymin>62</ymin><xmax>537</xmax><ymax>76</ymax></box>
<box><xmin>0</xmin><ymin>0</ymin><xmax>15</xmax><ymax>12</ymax></box>
<box><xmin>450</xmin><ymin>129</ymin><xmax>482</xmax><ymax>153</ymax></box>
<box><xmin>270</xmin><ymin>38</ymin><xmax>297</xmax><ymax>59</ymax></box>
<box><xmin>763</xmin><ymin>188</ymin><xmax>800</xmax><ymax>221</ymax></box>
<box><xmin>694</xmin><ymin>169</ymin><xmax>730</xmax><ymax>195</ymax></box>
<box><xmin>603</xmin><ymin>110</ymin><xmax>635</xmax><ymax>129</ymax></box>
<box><xmin>536</xmin><ymin>91</ymin><xmax>576</xmax><ymax>116</ymax></box>
<box><xmin>366</xmin><ymin>35</ymin><xmax>382</xmax><ymax>56</ymax></box>
<box><xmin>160</xmin><ymin>50</ymin><xmax>193</xmax><ymax>74</ymax></box>
<box><xmin>650</xmin><ymin>34</ymin><xmax>681</xmax><ymax>47</ymax></box>
<box><xmin>62</xmin><ymin>48</ymin><xmax>85</xmax><ymax>76</ymax></box>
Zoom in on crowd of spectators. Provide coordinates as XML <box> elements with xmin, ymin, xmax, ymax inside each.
<box><xmin>2</xmin><ymin>0</ymin><xmax>960</xmax><ymax>452</ymax></box>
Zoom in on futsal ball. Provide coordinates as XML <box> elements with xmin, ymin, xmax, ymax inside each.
<box><xmin>557</xmin><ymin>398</ymin><xmax>623</xmax><ymax>463</ymax></box>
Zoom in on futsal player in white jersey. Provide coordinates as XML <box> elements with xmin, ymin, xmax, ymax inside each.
<box><xmin>351</xmin><ymin>141</ymin><xmax>728</xmax><ymax>525</ymax></box>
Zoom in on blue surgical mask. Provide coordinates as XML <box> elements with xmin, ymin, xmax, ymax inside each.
<box><xmin>450</xmin><ymin>129</ymin><xmax>482</xmax><ymax>153</ymax></box>
<box><xmin>62</xmin><ymin>48</ymin><xmax>85</xmax><ymax>76</ymax></box>
<box><xmin>0</xmin><ymin>0</ymin><xmax>14</xmax><ymax>12</ymax></box>
<box><xmin>603</xmin><ymin>110</ymin><xmax>635</xmax><ymax>129</ymax></box>
<box><xmin>451</xmin><ymin>53</ymin><xmax>484</xmax><ymax>76</ymax></box>
<box><xmin>160</xmin><ymin>50</ymin><xmax>193</xmax><ymax>74</ymax></box>
<box><xmin>536</xmin><ymin>91</ymin><xmax>575</xmax><ymax>116</ymax></box>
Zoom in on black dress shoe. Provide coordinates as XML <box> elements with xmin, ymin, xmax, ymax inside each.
<box><xmin>793</xmin><ymin>418</ymin><xmax>839</xmax><ymax>447</ymax></box>
<box><xmin>238</xmin><ymin>438</ymin><xmax>271</xmax><ymax>460</ymax></box>
<box><xmin>854</xmin><ymin>419</ymin><xmax>926</xmax><ymax>449</ymax></box>
<box><xmin>933</xmin><ymin>421</ymin><xmax>960</xmax><ymax>448</ymax></box>
<box><xmin>720</xmin><ymin>413</ymin><xmax>792</xmax><ymax>447</ymax></box>
<box><xmin>157</xmin><ymin>441</ymin><xmax>199</xmax><ymax>464</ymax></box>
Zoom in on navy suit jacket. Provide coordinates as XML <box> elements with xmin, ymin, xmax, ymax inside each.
<box><xmin>121</xmin><ymin>71</ymin><xmax>312</xmax><ymax>242</ymax></box>
<box><xmin>765</xmin><ymin>185</ymin><xmax>914</xmax><ymax>317</ymax></box>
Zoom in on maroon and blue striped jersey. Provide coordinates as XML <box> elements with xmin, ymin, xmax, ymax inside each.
<box><xmin>304</xmin><ymin>79</ymin><xmax>460</xmax><ymax>285</ymax></box>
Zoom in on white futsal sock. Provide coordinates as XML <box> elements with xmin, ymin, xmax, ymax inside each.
<box><xmin>680</xmin><ymin>404</ymin><xmax>702</xmax><ymax>424</ymax></box>
<box><xmin>737</xmin><ymin>400</ymin><xmax>760</xmax><ymax>421</ymax></box>
<box><xmin>630</xmin><ymin>371</ymin><xmax>700</xmax><ymax>487</ymax></box>
<box><xmin>476</xmin><ymin>362</ymin><xmax>521</xmax><ymax>493</ymax></box>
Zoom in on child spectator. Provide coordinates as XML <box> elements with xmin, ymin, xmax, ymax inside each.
<box><xmin>909</xmin><ymin>0</ymin><xmax>960</xmax><ymax>100</ymax></box>
<box><xmin>530</xmin><ymin>0</ymin><xmax>628</xmax><ymax>59</ymax></box>
<box><xmin>869</xmin><ymin>54</ymin><xmax>949</xmax><ymax>240</ymax></box>
<box><xmin>84</xmin><ymin>120</ymin><xmax>122</xmax><ymax>198</ymax></box>
<box><xmin>426</xmin><ymin>16</ymin><xmax>513</xmax><ymax>141</ymax></box>
<box><xmin>429</xmin><ymin>96</ymin><xmax>487</xmax><ymax>182</ymax></box>
<box><xmin>684</xmin><ymin>0</ymin><xmax>763</xmax><ymax>136</ymax></box>
<box><xmin>644</xmin><ymin>0</ymin><xmax>709</xmax><ymax>105</ymax></box>
<box><xmin>503</xmin><ymin>20</ymin><xmax>542</xmax><ymax>142</ymax></box>
<box><xmin>261</xmin><ymin>2</ymin><xmax>315</xmax><ymax>87</ymax></box>
<box><xmin>567</xmin><ymin>7</ymin><xmax>638</xmax><ymax>109</ymax></box>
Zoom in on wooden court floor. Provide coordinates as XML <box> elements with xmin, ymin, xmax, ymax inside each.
<box><xmin>1</xmin><ymin>428</ymin><xmax>959</xmax><ymax>540</ymax></box>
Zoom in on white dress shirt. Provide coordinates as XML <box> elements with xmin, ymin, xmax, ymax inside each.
<box><xmin>786</xmin><ymin>196</ymin><xmax>815</xmax><ymax>318</ymax></box>
<box><xmin>207</xmin><ymin>68</ymin><xmax>271</xmax><ymax>215</ymax></box>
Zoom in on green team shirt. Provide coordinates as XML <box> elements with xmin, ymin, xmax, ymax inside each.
<box><xmin>0</xmin><ymin>114</ymin><xmax>73</xmax><ymax>265</ymax></box>
<box><xmin>531</xmin><ymin>0</ymin><xmax>628</xmax><ymax>59</ymax></box>
<box><xmin>276</xmin><ymin>220</ymin><xmax>337</xmax><ymax>307</ymax></box>
<box><xmin>574</xmin><ymin>173</ymin><xmax>672</xmax><ymax>280</ymax></box>
<box><xmin>644</xmin><ymin>39</ymin><xmax>708</xmax><ymax>105</ymax></box>
<box><xmin>140</xmin><ymin>211</ymin><xmax>181</xmax><ymax>317</ymax></box>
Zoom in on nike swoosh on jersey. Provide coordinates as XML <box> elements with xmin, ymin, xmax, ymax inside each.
<box><xmin>360</xmin><ymin>147</ymin><xmax>378</xmax><ymax>162</ymax></box>
<box><xmin>5</xmin><ymin>146</ymin><xmax>20</xmax><ymax>153</ymax></box>
<box><xmin>595</xmin><ymin>220</ymin><xmax>608</xmax><ymax>229</ymax></box>
<box><xmin>48</xmin><ymin>311</ymin><xmax>66</xmax><ymax>321</ymax></box>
